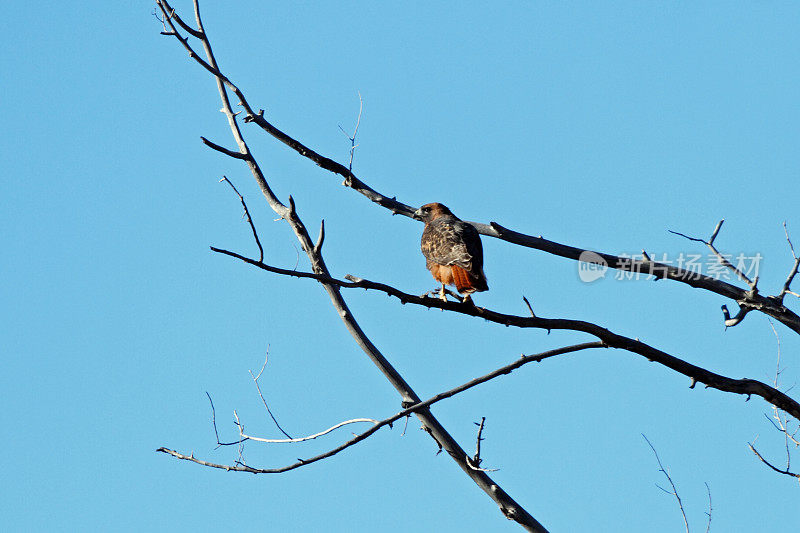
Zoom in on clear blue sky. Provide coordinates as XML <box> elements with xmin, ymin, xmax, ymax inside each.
<box><xmin>3</xmin><ymin>2</ymin><xmax>799</xmax><ymax>531</ymax></box>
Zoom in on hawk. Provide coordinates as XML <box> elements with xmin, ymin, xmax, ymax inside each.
<box><xmin>413</xmin><ymin>202</ymin><xmax>488</xmax><ymax>303</ymax></box>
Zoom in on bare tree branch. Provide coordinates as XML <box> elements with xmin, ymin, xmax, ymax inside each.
<box><xmin>747</xmin><ymin>441</ymin><xmax>800</xmax><ymax>481</ymax></box>
<box><xmin>779</xmin><ymin>222</ymin><xmax>800</xmax><ymax>301</ymax></box>
<box><xmin>156</xmin><ymin>0</ymin><xmax>800</xmax><ymax>335</ymax></box>
<box><xmin>156</xmin><ymin>2</ymin><xmax>548</xmax><ymax>529</ymax></box>
<box><xmin>159</xmin><ymin>342</ymin><xmax>602</xmax><ymax>472</ymax></box>
<box><xmin>670</xmin><ymin>219</ymin><xmax>756</xmax><ymax>289</ymax></box>
<box><xmin>202</xmin><ymin>137</ymin><xmax>250</xmax><ymax>160</ymax></box>
<box><xmin>338</xmin><ymin>92</ymin><xmax>363</xmax><ymax>173</ymax></box>
<box><xmin>751</xmin><ymin>320</ymin><xmax>800</xmax><ymax>480</ymax></box>
<box><xmin>205</xmin><ymin>392</ymin><xmax>247</xmax><ymax>447</ymax></box>
<box><xmin>235</xmin><ymin>414</ymin><xmax>379</xmax><ymax>444</ymax></box>
<box><xmin>643</xmin><ymin>434</ymin><xmax>689</xmax><ymax>533</ymax></box>
<box><xmin>473</xmin><ymin>417</ymin><xmax>486</xmax><ymax>468</ymax></box>
<box><xmin>670</xmin><ymin>220</ymin><xmax>771</xmax><ymax>329</ymax></box>
<box><xmin>247</xmin><ymin>349</ymin><xmax>290</xmax><ymax>439</ymax></box>
<box><xmin>467</xmin><ymin>417</ymin><xmax>498</xmax><ymax>472</ymax></box>
<box><xmin>208</xmin><ymin>245</ymin><xmax>800</xmax><ymax>422</ymax></box>
<box><xmin>220</xmin><ymin>176</ymin><xmax>263</xmax><ymax>263</ymax></box>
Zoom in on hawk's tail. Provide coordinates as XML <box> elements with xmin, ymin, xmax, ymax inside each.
<box><xmin>451</xmin><ymin>265</ymin><xmax>489</xmax><ymax>294</ymax></box>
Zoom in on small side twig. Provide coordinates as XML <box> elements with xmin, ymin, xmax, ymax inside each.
<box><xmin>670</xmin><ymin>220</ymin><xmax>757</xmax><ymax>290</ymax></box>
<box><xmin>522</xmin><ymin>296</ymin><xmax>536</xmax><ymax>318</ymax></box>
<box><xmin>467</xmin><ymin>417</ymin><xmax>498</xmax><ymax>472</ymax></box>
<box><xmin>721</xmin><ymin>304</ymin><xmax>751</xmax><ymax>329</ymax></box>
<box><xmin>206</xmin><ymin>392</ymin><xmax>247</xmax><ymax>447</ymax></box>
<box><xmin>473</xmin><ymin>417</ymin><xmax>486</xmax><ymax>467</ymax></box>
<box><xmin>248</xmin><ymin>348</ymin><xmax>292</xmax><ymax>439</ymax></box>
<box><xmin>338</xmin><ymin>91</ymin><xmax>363</xmax><ymax>175</ymax></box>
<box><xmin>313</xmin><ymin>219</ymin><xmax>325</xmax><ymax>256</ymax></box>
<box><xmin>670</xmin><ymin>220</ymin><xmax>764</xmax><ymax>330</ymax></box>
<box><xmin>643</xmin><ymin>434</ymin><xmax>689</xmax><ymax>533</ymax></box>
<box><xmin>236</xmin><ymin>415</ymin><xmax>379</xmax><ymax>444</ymax></box>
<box><xmin>752</xmin><ymin>321</ymin><xmax>800</xmax><ymax>480</ymax></box>
<box><xmin>704</xmin><ymin>482</ymin><xmax>712</xmax><ymax>533</ymax></box>
<box><xmin>779</xmin><ymin>221</ymin><xmax>800</xmax><ymax>301</ymax></box>
<box><xmin>220</xmin><ymin>176</ymin><xmax>263</xmax><ymax>263</ymax></box>
<box><xmin>158</xmin><ymin>342</ymin><xmax>602</xmax><ymax>474</ymax></box>
<box><xmin>203</xmin><ymin>136</ymin><xmax>249</xmax><ymax>160</ymax></box>
<box><xmin>747</xmin><ymin>440</ymin><xmax>800</xmax><ymax>481</ymax></box>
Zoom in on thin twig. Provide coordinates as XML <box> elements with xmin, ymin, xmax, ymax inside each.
<box><xmin>748</xmin><ymin>441</ymin><xmax>800</xmax><ymax>480</ymax></box>
<box><xmin>206</xmin><ymin>392</ymin><xmax>247</xmax><ymax>447</ymax></box>
<box><xmin>158</xmin><ymin>342</ymin><xmax>602</xmax><ymax>474</ymax></box>
<box><xmin>220</xmin><ymin>176</ymin><xmax>264</xmax><ymax>262</ymax></box>
<box><xmin>473</xmin><ymin>417</ymin><xmax>486</xmax><ymax>467</ymax></box>
<box><xmin>466</xmin><ymin>417</ymin><xmax>497</xmax><ymax>472</ymax></box>
<box><xmin>763</xmin><ymin>319</ymin><xmax>800</xmax><ymax>476</ymax></box>
<box><xmin>248</xmin><ymin>349</ymin><xmax>291</xmax><ymax>439</ymax></box>
<box><xmin>669</xmin><ymin>220</ymin><xmax>757</xmax><ymax>290</ymax></box>
<box><xmin>338</xmin><ymin>92</ymin><xmax>363</xmax><ymax>174</ymax></box>
<box><xmin>522</xmin><ymin>296</ymin><xmax>536</xmax><ymax>318</ymax></box>
<box><xmin>704</xmin><ymin>482</ymin><xmax>712</xmax><ymax>533</ymax></box>
<box><xmin>642</xmin><ymin>434</ymin><xmax>689</xmax><ymax>533</ymax></box>
<box><xmin>237</xmin><ymin>417</ymin><xmax>379</xmax><ymax>444</ymax></box>
<box><xmin>203</xmin><ymin>137</ymin><xmax>250</xmax><ymax>160</ymax></box>
<box><xmin>779</xmin><ymin>222</ymin><xmax>800</xmax><ymax>301</ymax></box>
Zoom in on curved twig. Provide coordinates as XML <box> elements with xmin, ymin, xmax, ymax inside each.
<box><xmin>643</xmin><ymin>434</ymin><xmax>689</xmax><ymax>533</ymax></box>
<box><xmin>239</xmin><ymin>417</ymin><xmax>379</xmax><ymax>444</ymax></box>
<box><xmin>158</xmin><ymin>342</ymin><xmax>603</xmax><ymax>473</ymax></box>
<box><xmin>748</xmin><ymin>441</ymin><xmax>800</xmax><ymax>481</ymax></box>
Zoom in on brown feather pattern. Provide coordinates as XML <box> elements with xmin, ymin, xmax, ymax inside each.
<box><xmin>416</xmin><ymin>203</ymin><xmax>488</xmax><ymax>296</ymax></box>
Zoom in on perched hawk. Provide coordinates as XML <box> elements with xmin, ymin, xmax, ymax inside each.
<box><xmin>414</xmin><ymin>202</ymin><xmax>488</xmax><ymax>303</ymax></box>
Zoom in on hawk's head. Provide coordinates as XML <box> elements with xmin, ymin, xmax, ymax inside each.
<box><xmin>413</xmin><ymin>202</ymin><xmax>453</xmax><ymax>223</ymax></box>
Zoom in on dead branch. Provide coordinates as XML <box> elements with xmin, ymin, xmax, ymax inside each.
<box><xmin>156</xmin><ymin>0</ymin><xmax>800</xmax><ymax>335</ymax></box>
<box><xmin>208</xmin><ymin>246</ymin><xmax>800</xmax><ymax>422</ymax></box>
<box><xmin>159</xmin><ymin>342</ymin><xmax>602</xmax><ymax>473</ymax></box>
<box><xmin>235</xmin><ymin>413</ymin><xmax>379</xmax><ymax>444</ymax></box>
<box><xmin>779</xmin><ymin>222</ymin><xmax>800</xmax><ymax>301</ymax></box>
<box><xmin>467</xmin><ymin>417</ymin><xmax>498</xmax><ymax>472</ymax></box>
<box><xmin>338</xmin><ymin>92</ymin><xmax>363</xmax><ymax>174</ymax></box>
<box><xmin>473</xmin><ymin>417</ymin><xmax>486</xmax><ymax>468</ymax></box>
<box><xmin>670</xmin><ymin>220</ymin><xmax>772</xmax><ymax>329</ymax></box>
<box><xmin>156</xmin><ymin>2</ymin><xmax>547</xmax><ymax>529</ymax></box>
<box><xmin>247</xmin><ymin>349</ymin><xmax>291</xmax><ymax>439</ymax></box>
<box><xmin>747</xmin><ymin>441</ymin><xmax>800</xmax><ymax>481</ymax></box>
<box><xmin>643</xmin><ymin>434</ymin><xmax>689</xmax><ymax>533</ymax></box>
<box><xmin>220</xmin><ymin>176</ymin><xmax>264</xmax><ymax>263</ymax></box>
<box><xmin>206</xmin><ymin>392</ymin><xmax>247</xmax><ymax>447</ymax></box>
<box><xmin>751</xmin><ymin>321</ymin><xmax>800</xmax><ymax>479</ymax></box>
<box><xmin>670</xmin><ymin>220</ymin><xmax>757</xmax><ymax>289</ymax></box>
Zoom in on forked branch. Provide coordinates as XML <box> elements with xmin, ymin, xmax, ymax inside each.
<box><xmin>156</xmin><ymin>1</ymin><xmax>547</xmax><ymax>529</ymax></box>
<box><xmin>159</xmin><ymin>342</ymin><xmax>602</xmax><ymax>473</ymax></box>
<box><xmin>157</xmin><ymin>0</ymin><xmax>800</xmax><ymax>335</ymax></box>
<box><xmin>209</xmin><ymin>245</ymin><xmax>800</xmax><ymax>422</ymax></box>
<box><xmin>643</xmin><ymin>434</ymin><xmax>689</xmax><ymax>533</ymax></box>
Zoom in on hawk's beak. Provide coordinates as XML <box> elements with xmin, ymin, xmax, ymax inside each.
<box><xmin>412</xmin><ymin>208</ymin><xmax>423</xmax><ymax>221</ymax></box>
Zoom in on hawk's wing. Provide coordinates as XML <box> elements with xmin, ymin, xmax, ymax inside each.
<box><xmin>421</xmin><ymin>217</ymin><xmax>483</xmax><ymax>271</ymax></box>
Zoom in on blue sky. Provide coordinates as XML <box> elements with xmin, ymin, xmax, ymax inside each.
<box><xmin>3</xmin><ymin>2</ymin><xmax>799</xmax><ymax>531</ymax></box>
